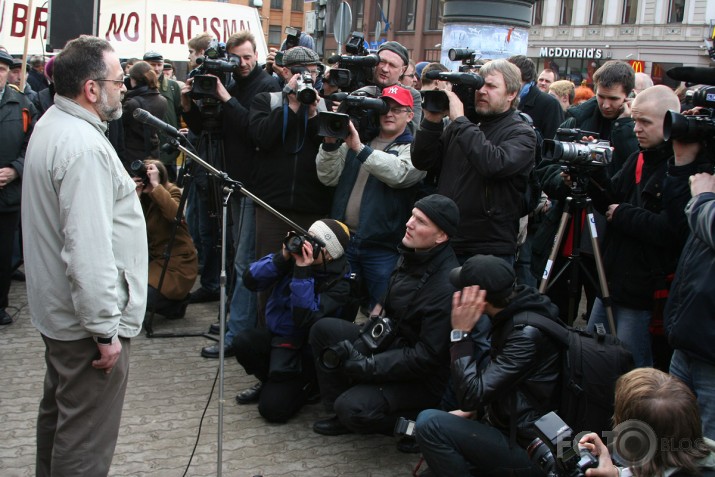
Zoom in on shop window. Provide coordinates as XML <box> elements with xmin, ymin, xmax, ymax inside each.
<box><xmin>668</xmin><ymin>0</ymin><xmax>685</xmax><ymax>23</ymax></box>
<box><xmin>622</xmin><ymin>0</ymin><xmax>638</xmax><ymax>24</ymax></box>
<box><xmin>590</xmin><ymin>0</ymin><xmax>604</xmax><ymax>24</ymax></box>
<box><xmin>560</xmin><ymin>0</ymin><xmax>574</xmax><ymax>25</ymax></box>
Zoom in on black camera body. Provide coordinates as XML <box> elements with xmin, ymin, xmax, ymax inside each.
<box><xmin>283</xmin><ymin>231</ymin><xmax>324</xmax><ymax>259</ymax></box>
<box><xmin>359</xmin><ymin>315</ymin><xmax>396</xmax><ymax>353</ymax></box>
<box><xmin>188</xmin><ymin>39</ymin><xmax>234</xmax><ymax>100</ymax></box>
<box><xmin>394</xmin><ymin>417</ymin><xmax>417</xmax><ymax>438</ymax></box>
<box><xmin>129</xmin><ymin>160</ymin><xmax>148</xmax><ymax>186</ymax></box>
<box><xmin>527</xmin><ymin>412</ymin><xmax>598</xmax><ymax>477</ymax></box>
<box><xmin>327</xmin><ymin>33</ymin><xmax>376</xmax><ymax>92</ymax></box>
<box><xmin>284</xmin><ymin>26</ymin><xmax>301</xmax><ymax>49</ymax></box>
<box><xmin>663</xmin><ymin>87</ymin><xmax>715</xmax><ymax>143</ymax></box>
<box><xmin>291</xmin><ymin>67</ymin><xmax>318</xmax><ymax>105</ymax></box>
<box><xmin>318</xmin><ymin>89</ymin><xmax>388</xmax><ymax>140</ymax></box>
<box><xmin>325</xmin><ymin>68</ymin><xmax>352</xmax><ymax>89</ymax></box>
<box><xmin>421</xmin><ymin>71</ymin><xmax>485</xmax><ymax>113</ymax></box>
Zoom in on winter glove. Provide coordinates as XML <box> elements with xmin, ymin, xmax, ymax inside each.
<box><xmin>332</xmin><ymin>339</ymin><xmax>376</xmax><ymax>380</ymax></box>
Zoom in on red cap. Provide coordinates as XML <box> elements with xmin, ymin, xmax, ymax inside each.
<box><xmin>381</xmin><ymin>85</ymin><xmax>413</xmax><ymax>108</ymax></box>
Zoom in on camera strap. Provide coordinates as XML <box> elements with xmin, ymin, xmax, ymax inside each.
<box><xmin>282</xmin><ymin>102</ymin><xmax>309</xmax><ymax>155</ymax></box>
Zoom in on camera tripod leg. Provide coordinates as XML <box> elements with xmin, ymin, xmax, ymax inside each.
<box><xmin>539</xmin><ymin>201</ymin><xmax>573</xmax><ymax>294</ymax></box>
<box><xmin>583</xmin><ymin>204</ymin><xmax>616</xmax><ymax>334</ymax></box>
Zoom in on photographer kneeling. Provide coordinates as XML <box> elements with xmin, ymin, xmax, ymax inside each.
<box><xmin>414</xmin><ymin>255</ymin><xmax>562</xmax><ymax>476</ymax></box>
<box><xmin>232</xmin><ymin>219</ymin><xmax>352</xmax><ymax>423</ymax></box>
<box><xmin>310</xmin><ymin>194</ymin><xmax>459</xmax><ymax>439</ymax></box>
<box><xmin>133</xmin><ymin>160</ymin><xmax>198</xmax><ymax>319</ymax></box>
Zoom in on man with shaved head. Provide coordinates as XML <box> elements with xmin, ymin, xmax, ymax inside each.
<box><xmin>633</xmin><ymin>72</ymin><xmax>654</xmax><ymax>96</ymax></box>
<box><xmin>584</xmin><ymin>85</ymin><xmax>714</xmax><ymax>368</ymax></box>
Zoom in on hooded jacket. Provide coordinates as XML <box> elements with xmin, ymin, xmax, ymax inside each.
<box><xmin>451</xmin><ymin>285</ymin><xmax>562</xmax><ymax>444</ymax></box>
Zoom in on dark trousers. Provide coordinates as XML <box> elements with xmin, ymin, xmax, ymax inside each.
<box><xmin>37</xmin><ymin>335</ymin><xmax>131</xmax><ymax>477</ymax></box>
<box><xmin>233</xmin><ymin>328</ymin><xmax>314</xmax><ymax>423</ymax></box>
<box><xmin>0</xmin><ymin>211</ymin><xmax>20</xmax><ymax>310</ymax></box>
<box><xmin>310</xmin><ymin>317</ymin><xmax>442</xmax><ymax>435</ymax></box>
<box><xmin>415</xmin><ymin>409</ymin><xmax>542</xmax><ymax>477</ymax></box>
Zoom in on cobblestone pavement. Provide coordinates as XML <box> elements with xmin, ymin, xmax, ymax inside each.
<box><xmin>0</xmin><ymin>276</ymin><xmax>419</xmax><ymax>477</ymax></box>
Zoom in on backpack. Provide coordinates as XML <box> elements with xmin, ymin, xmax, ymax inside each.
<box><xmin>506</xmin><ymin>311</ymin><xmax>634</xmax><ymax>437</ymax></box>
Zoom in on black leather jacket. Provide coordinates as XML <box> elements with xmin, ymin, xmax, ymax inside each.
<box><xmin>451</xmin><ymin>286</ymin><xmax>561</xmax><ymax>444</ymax></box>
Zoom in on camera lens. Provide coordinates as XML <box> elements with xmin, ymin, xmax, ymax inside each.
<box><xmin>526</xmin><ymin>438</ymin><xmax>556</xmax><ymax>475</ymax></box>
<box><xmin>371</xmin><ymin>323</ymin><xmax>384</xmax><ymax>339</ymax></box>
<box><xmin>320</xmin><ymin>348</ymin><xmax>341</xmax><ymax>370</ymax></box>
<box><xmin>284</xmin><ymin>235</ymin><xmax>304</xmax><ymax>254</ymax></box>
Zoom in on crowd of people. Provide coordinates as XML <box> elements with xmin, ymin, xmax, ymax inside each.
<box><xmin>4</xmin><ymin>31</ymin><xmax>715</xmax><ymax>476</ymax></box>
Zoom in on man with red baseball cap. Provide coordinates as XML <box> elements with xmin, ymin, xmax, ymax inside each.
<box><xmin>316</xmin><ymin>84</ymin><xmax>426</xmax><ymax>311</ymax></box>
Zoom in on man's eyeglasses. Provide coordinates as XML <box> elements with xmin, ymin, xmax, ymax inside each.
<box><xmin>401</xmin><ymin>73</ymin><xmax>416</xmax><ymax>79</ymax></box>
<box><xmin>92</xmin><ymin>78</ymin><xmax>125</xmax><ymax>87</ymax></box>
<box><xmin>386</xmin><ymin>107</ymin><xmax>411</xmax><ymax>115</ymax></box>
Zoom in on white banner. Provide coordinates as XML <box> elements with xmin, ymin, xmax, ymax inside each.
<box><xmin>0</xmin><ymin>0</ymin><xmax>268</xmax><ymax>62</ymax></box>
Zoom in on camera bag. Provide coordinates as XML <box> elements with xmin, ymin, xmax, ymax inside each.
<box><xmin>504</xmin><ymin>312</ymin><xmax>634</xmax><ymax>437</ymax></box>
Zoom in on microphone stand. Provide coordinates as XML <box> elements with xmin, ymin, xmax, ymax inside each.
<box><xmin>156</xmin><ymin>132</ymin><xmax>319</xmax><ymax>477</ymax></box>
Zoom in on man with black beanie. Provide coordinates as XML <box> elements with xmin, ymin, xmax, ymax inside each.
<box><xmin>372</xmin><ymin>41</ymin><xmax>422</xmax><ymax>131</ymax></box>
<box><xmin>414</xmin><ymin>255</ymin><xmax>562</xmax><ymax>476</ymax></box>
<box><xmin>309</xmin><ymin>194</ymin><xmax>459</xmax><ymax>442</ymax></box>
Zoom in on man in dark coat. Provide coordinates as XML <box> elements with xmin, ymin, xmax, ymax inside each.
<box><xmin>181</xmin><ymin>31</ymin><xmax>281</xmax><ymax>358</ymax></box>
<box><xmin>415</xmin><ymin>255</ymin><xmax>561</xmax><ymax>476</ymax></box>
<box><xmin>309</xmin><ymin>194</ymin><xmax>460</xmax><ymax>438</ymax></box>
<box><xmin>0</xmin><ymin>50</ymin><xmax>36</xmax><ymax>325</ymax></box>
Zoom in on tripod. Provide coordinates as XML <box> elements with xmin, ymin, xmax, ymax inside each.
<box><xmin>538</xmin><ymin>169</ymin><xmax>616</xmax><ymax>333</ymax></box>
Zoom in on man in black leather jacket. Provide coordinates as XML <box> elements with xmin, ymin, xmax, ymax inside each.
<box><xmin>415</xmin><ymin>255</ymin><xmax>561</xmax><ymax>476</ymax></box>
<box><xmin>309</xmin><ymin>194</ymin><xmax>460</xmax><ymax>438</ymax></box>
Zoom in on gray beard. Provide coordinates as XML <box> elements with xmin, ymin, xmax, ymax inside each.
<box><xmin>99</xmin><ymin>86</ymin><xmax>122</xmax><ymax>121</ymax></box>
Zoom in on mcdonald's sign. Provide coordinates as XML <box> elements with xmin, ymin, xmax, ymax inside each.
<box><xmin>629</xmin><ymin>60</ymin><xmax>645</xmax><ymax>73</ymax></box>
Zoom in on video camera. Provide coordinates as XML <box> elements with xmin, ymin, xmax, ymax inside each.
<box><xmin>188</xmin><ymin>39</ymin><xmax>234</xmax><ymax>100</ymax></box>
<box><xmin>527</xmin><ymin>412</ymin><xmax>598</xmax><ymax>477</ymax></box>
<box><xmin>327</xmin><ymin>32</ymin><xmax>377</xmax><ymax>91</ymax></box>
<box><xmin>421</xmin><ymin>71</ymin><xmax>485</xmax><ymax>113</ymax></box>
<box><xmin>290</xmin><ymin>66</ymin><xmax>318</xmax><ymax>105</ymax></box>
<box><xmin>542</xmin><ymin>128</ymin><xmax>612</xmax><ymax>171</ymax></box>
<box><xmin>318</xmin><ymin>87</ymin><xmax>388</xmax><ymax>140</ymax></box>
<box><xmin>663</xmin><ymin>85</ymin><xmax>715</xmax><ymax>142</ymax></box>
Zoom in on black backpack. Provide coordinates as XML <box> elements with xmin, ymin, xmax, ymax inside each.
<box><xmin>507</xmin><ymin>311</ymin><xmax>635</xmax><ymax>437</ymax></box>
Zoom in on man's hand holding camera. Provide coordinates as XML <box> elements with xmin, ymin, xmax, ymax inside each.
<box><xmin>423</xmin><ymin>89</ymin><xmax>464</xmax><ymax>123</ymax></box>
<box><xmin>579</xmin><ymin>433</ymin><xmax>619</xmax><ymax>477</ymax></box>
<box><xmin>324</xmin><ymin>120</ymin><xmax>362</xmax><ymax>150</ymax></box>
<box><xmin>327</xmin><ymin>339</ymin><xmax>376</xmax><ymax>379</ymax></box>
<box><xmin>285</xmin><ymin>73</ymin><xmax>320</xmax><ymax>117</ymax></box>
<box><xmin>451</xmin><ymin>285</ymin><xmax>487</xmax><ymax>332</ymax></box>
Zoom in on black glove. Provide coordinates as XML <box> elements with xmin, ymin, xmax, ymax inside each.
<box><xmin>333</xmin><ymin>339</ymin><xmax>376</xmax><ymax>380</ymax></box>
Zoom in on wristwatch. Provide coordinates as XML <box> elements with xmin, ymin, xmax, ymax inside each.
<box><xmin>450</xmin><ymin>330</ymin><xmax>470</xmax><ymax>343</ymax></box>
<box><xmin>94</xmin><ymin>334</ymin><xmax>116</xmax><ymax>345</ymax></box>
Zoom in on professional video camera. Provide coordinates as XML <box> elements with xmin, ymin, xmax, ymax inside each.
<box><xmin>527</xmin><ymin>412</ymin><xmax>598</xmax><ymax>477</ymax></box>
<box><xmin>542</xmin><ymin>128</ymin><xmax>612</xmax><ymax>172</ymax></box>
<box><xmin>188</xmin><ymin>39</ymin><xmax>235</xmax><ymax>100</ymax></box>
<box><xmin>327</xmin><ymin>32</ymin><xmax>378</xmax><ymax>91</ymax></box>
<box><xmin>324</xmin><ymin>68</ymin><xmax>352</xmax><ymax>90</ymax></box>
<box><xmin>663</xmin><ymin>85</ymin><xmax>715</xmax><ymax>142</ymax></box>
<box><xmin>318</xmin><ymin>86</ymin><xmax>388</xmax><ymax>139</ymax></box>
<box><xmin>421</xmin><ymin>71</ymin><xmax>485</xmax><ymax>113</ymax></box>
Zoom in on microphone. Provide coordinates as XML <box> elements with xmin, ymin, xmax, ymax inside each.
<box><xmin>132</xmin><ymin>108</ymin><xmax>183</xmax><ymax>139</ymax></box>
<box><xmin>666</xmin><ymin>67</ymin><xmax>715</xmax><ymax>86</ymax></box>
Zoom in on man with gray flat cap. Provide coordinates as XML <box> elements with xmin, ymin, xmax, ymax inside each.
<box><xmin>415</xmin><ymin>254</ymin><xmax>563</xmax><ymax>476</ymax></box>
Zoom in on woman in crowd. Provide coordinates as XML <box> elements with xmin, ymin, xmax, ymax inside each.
<box><xmin>123</xmin><ymin>61</ymin><xmax>167</xmax><ymax>164</ymax></box>
<box><xmin>134</xmin><ymin>160</ymin><xmax>198</xmax><ymax>320</ymax></box>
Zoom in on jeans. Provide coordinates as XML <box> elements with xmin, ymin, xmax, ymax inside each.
<box><xmin>587</xmin><ymin>297</ymin><xmax>653</xmax><ymax>368</ymax></box>
<box><xmin>226</xmin><ymin>196</ymin><xmax>257</xmax><ymax>346</ymax></box>
<box><xmin>670</xmin><ymin>350</ymin><xmax>715</xmax><ymax>440</ymax></box>
<box><xmin>346</xmin><ymin>235</ymin><xmax>399</xmax><ymax>310</ymax></box>
<box><xmin>415</xmin><ymin>409</ymin><xmax>541</xmax><ymax>477</ymax></box>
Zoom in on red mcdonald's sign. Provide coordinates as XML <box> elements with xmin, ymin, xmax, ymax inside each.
<box><xmin>629</xmin><ymin>60</ymin><xmax>645</xmax><ymax>73</ymax></box>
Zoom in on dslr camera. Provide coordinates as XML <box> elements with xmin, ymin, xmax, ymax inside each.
<box><xmin>542</xmin><ymin>128</ymin><xmax>612</xmax><ymax>170</ymax></box>
<box><xmin>527</xmin><ymin>412</ymin><xmax>598</xmax><ymax>477</ymax></box>
<box><xmin>128</xmin><ymin>160</ymin><xmax>148</xmax><ymax>186</ymax></box>
<box><xmin>284</xmin><ymin>26</ymin><xmax>302</xmax><ymax>49</ymax></box>
<box><xmin>188</xmin><ymin>39</ymin><xmax>235</xmax><ymax>100</ymax></box>
<box><xmin>663</xmin><ymin>85</ymin><xmax>715</xmax><ymax>142</ymax></box>
<box><xmin>358</xmin><ymin>314</ymin><xmax>396</xmax><ymax>353</ymax></box>
<box><xmin>283</xmin><ymin>231</ymin><xmax>324</xmax><ymax>259</ymax></box>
